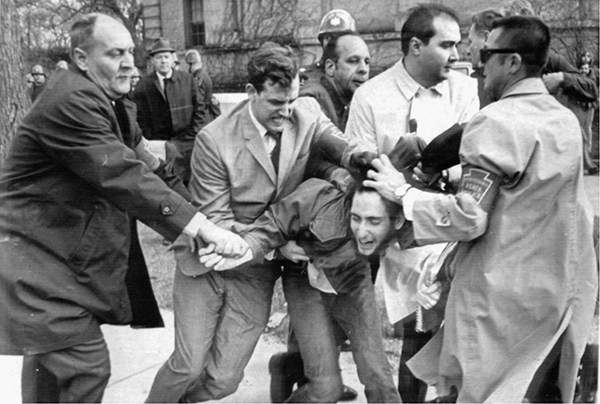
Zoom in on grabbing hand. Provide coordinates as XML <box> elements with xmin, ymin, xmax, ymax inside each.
<box><xmin>416</xmin><ymin>281</ymin><xmax>442</xmax><ymax>310</ymax></box>
<box><xmin>363</xmin><ymin>155</ymin><xmax>408</xmax><ymax>202</ymax></box>
<box><xmin>198</xmin><ymin>221</ymin><xmax>249</xmax><ymax>257</ymax></box>
<box><xmin>278</xmin><ymin>240</ymin><xmax>309</xmax><ymax>263</ymax></box>
<box><xmin>328</xmin><ymin>167</ymin><xmax>354</xmax><ymax>193</ymax></box>
<box><xmin>200</xmin><ymin>249</ymin><xmax>254</xmax><ymax>271</ymax></box>
<box><xmin>542</xmin><ymin>72</ymin><xmax>564</xmax><ymax>94</ymax></box>
<box><xmin>413</xmin><ymin>164</ymin><xmax>443</xmax><ymax>188</ymax></box>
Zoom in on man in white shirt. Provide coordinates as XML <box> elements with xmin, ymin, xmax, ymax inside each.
<box><xmin>345</xmin><ymin>3</ymin><xmax>478</xmax><ymax>402</ymax></box>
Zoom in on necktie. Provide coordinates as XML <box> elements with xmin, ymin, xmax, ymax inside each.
<box><xmin>267</xmin><ymin>131</ymin><xmax>282</xmax><ymax>174</ymax></box>
<box><xmin>162</xmin><ymin>77</ymin><xmax>171</xmax><ymax>103</ymax></box>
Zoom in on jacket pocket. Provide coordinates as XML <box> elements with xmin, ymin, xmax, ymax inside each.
<box><xmin>67</xmin><ymin>205</ymin><xmax>128</xmax><ymax>279</ymax></box>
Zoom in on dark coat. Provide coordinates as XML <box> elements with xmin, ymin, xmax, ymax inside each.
<box><xmin>300</xmin><ymin>75</ymin><xmax>350</xmax><ymax>131</ymax></box>
<box><xmin>299</xmin><ymin>75</ymin><xmax>350</xmax><ymax>180</ymax></box>
<box><xmin>192</xmin><ymin>68</ymin><xmax>221</xmax><ymax>121</ymax></box>
<box><xmin>544</xmin><ymin>52</ymin><xmax>598</xmax><ymax>103</ymax></box>
<box><xmin>133</xmin><ymin>70</ymin><xmax>207</xmax><ymax>141</ymax></box>
<box><xmin>0</xmin><ymin>67</ymin><xmax>197</xmax><ymax>355</ymax></box>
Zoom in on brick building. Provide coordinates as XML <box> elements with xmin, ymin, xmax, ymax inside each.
<box><xmin>139</xmin><ymin>0</ymin><xmax>599</xmax><ymax>91</ymax></box>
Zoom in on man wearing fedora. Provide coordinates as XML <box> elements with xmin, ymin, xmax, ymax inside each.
<box><xmin>134</xmin><ymin>37</ymin><xmax>207</xmax><ymax>185</ymax></box>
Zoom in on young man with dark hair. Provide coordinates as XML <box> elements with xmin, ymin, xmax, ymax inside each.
<box><xmin>145</xmin><ymin>43</ymin><xmax>349</xmax><ymax>403</ymax></box>
<box><xmin>367</xmin><ymin>15</ymin><xmax>597</xmax><ymax>403</ymax></box>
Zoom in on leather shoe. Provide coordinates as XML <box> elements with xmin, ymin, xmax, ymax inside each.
<box><xmin>340</xmin><ymin>385</ymin><xmax>358</xmax><ymax>401</ymax></box>
<box><xmin>268</xmin><ymin>352</ymin><xmax>304</xmax><ymax>403</ymax></box>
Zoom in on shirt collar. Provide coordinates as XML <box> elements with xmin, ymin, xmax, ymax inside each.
<box><xmin>395</xmin><ymin>58</ymin><xmax>449</xmax><ymax>100</ymax></box>
<box><xmin>156</xmin><ymin>69</ymin><xmax>173</xmax><ymax>80</ymax></box>
<box><xmin>248</xmin><ymin>102</ymin><xmax>268</xmax><ymax>138</ymax></box>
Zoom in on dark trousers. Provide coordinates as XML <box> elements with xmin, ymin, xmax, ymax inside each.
<box><xmin>283</xmin><ymin>265</ymin><xmax>401</xmax><ymax>403</ymax></box>
<box><xmin>398</xmin><ymin>318</ymin><xmax>433</xmax><ymax>403</ymax></box>
<box><xmin>21</xmin><ymin>336</ymin><xmax>111</xmax><ymax>403</ymax></box>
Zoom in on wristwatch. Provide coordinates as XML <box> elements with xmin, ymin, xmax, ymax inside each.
<box><xmin>394</xmin><ymin>184</ymin><xmax>412</xmax><ymax>205</ymax></box>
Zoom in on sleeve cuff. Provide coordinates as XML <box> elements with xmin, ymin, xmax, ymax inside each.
<box><xmin>402</xmin><ymin>187</ymin><xmax>419</xmax><ymax>221</ymax></box>
<box><xmin>182</xmin><ymin>212</ymin><xmax>208</xmax><ymax>237</ymax></box>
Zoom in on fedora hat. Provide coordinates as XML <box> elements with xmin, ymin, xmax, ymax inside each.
<box><xmin>149</xmin><ymin>37</ymin><xmax>175</xmax><ymax>56</ymax></box>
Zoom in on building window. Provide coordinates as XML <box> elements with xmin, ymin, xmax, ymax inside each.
<box><xmin>188</xmin><ymin>0</ymin><xmax>205</xmax><ymax>46</ymax></box>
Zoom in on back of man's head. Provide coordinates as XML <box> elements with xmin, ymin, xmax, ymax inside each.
<box><xmin>247</xmin><ymin>42</ymin><xmax>299</xmax><ymax>93</ymax></box>
<box><xmin>491</xmin><ymin>15</ymin><xmax>550</xmax><ymax>76</ymax></box>
<box><xmin>471</xmin><ymin>9</ymin><xmax>502</xmax><ymax>35</ymax></box>
<box><xmin>401</xmin><ymin>3</ymin><xmax>460</xmax><ymax>55</ymax></box>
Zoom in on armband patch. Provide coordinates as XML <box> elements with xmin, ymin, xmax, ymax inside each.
<box><xmin>460</xmin><ymin>168</ymin><xmax>495</xmax><ymax>204</ymax></box>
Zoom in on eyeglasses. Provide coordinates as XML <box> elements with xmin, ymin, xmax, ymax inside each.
<box><xmin>479</xmin><ymin>48</ymin><xmax>520</xmax><ymax>64</ymax></box>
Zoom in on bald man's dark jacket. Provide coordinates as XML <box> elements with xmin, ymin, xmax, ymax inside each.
<box><xmin>0</xmin><ymin>67</ymin><xmax>197</xmax><ymax>355</ymax></box>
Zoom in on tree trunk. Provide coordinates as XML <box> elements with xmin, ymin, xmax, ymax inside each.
<box><xmin>0</xmin><ymin>0</ymin><xmax>31</xmax><ymax>164</ymax></box>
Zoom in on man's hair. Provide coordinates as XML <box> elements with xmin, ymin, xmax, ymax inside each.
<box><xmin>247</xmin><ymin>42</ymin><xmax>299</xmax><ymax>93</ymax></box>
<box><xmin>401</xmin><ymin>3</ymin><xmax>460</xmax><ymax>55</ymax></box>
<box><xmin>320</xmin><ymin>32</ymin><xmax>361</xmax><ymax>70</ymax></box>
<box><xmin>471</xmin><ymin>9</ymin><xmax>502</xmax><ymax>35</ymax></box>
<box><xmin>70</xmin><ymin>13</ymin><xmax>100</xmax><ymax>56</ymax></box>
<box><xmin>491</xmin><ymin>16</ymin><xmax>550</xmax><ymax>76</ymax></box>
<box><xmin>346</xmin><ymin>181</ymin><xmax>402</xmax><ymax>222</ymax></box>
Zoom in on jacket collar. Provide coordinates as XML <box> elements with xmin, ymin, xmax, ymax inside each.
<box><xmin>501</xmin><ymin>77</ymin><xmax>549</xmax><ymax>100</ymax></box>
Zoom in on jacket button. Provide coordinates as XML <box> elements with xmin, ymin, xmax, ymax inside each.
<box><xmin>163</xmin><ymin>206</ymin><xmax>171</xmax><ymax>214</ymax></box>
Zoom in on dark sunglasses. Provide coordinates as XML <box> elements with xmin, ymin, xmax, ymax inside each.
<box><xmin>480</xmin><ymin>48</ymin><xmax>520</xmax><ymax>64</ymax></box>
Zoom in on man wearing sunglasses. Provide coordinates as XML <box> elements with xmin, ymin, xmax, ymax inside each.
<box><xmin>365</xmin><ymin>16</ymin><xmax>597</xmax><ymax>403</ymax></box>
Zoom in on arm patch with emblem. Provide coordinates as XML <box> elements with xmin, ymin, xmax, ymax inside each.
<box><xmin>459</xmin><ymin>165</ymin><xmax>500</xmax><ymax>213</ymax></box>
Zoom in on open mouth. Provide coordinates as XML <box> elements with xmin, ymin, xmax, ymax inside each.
<box><xmin>358</xmin><ymin>239</ymin><xmax>375</xmax><ymax>250</ymax></box>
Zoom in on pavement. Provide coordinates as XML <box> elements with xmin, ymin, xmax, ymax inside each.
<box><xmin>0</xmin><ymin>309</ymin><xmax>370</xmax><ymax>403</ymax></box>
<box><xmin>0</xmin><ymin>176</ymin><xmax>597</xmax><ymax>403</ymax></box>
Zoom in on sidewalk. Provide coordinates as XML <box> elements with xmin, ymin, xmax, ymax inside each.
<box><xmin>0</xmin><ymin>310</ymin><xmax>369</xmax><ymax>403</ymax></box>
